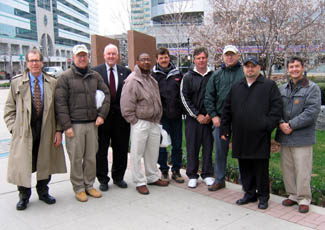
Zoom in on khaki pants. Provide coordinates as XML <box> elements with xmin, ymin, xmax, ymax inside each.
<box><xmin>66</xmin><ymin>123</ymin><xmax>98</xmax><ymax>193</ymax></box>
<box><xmin>280</xmin><ymin>145</ymin><xmax>313</xmax><ymax>205</ymax></box>
<box><xmin>130</xmin><ymin>119</ymin><xmax>160</xmax><ymax>186</ymax></box>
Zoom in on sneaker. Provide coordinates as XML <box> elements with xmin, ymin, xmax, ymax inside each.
<box><xmin>86</xmin><ymin>188</ymin><xmax>102</xmax><ymax>198</ymax></box>
<box><xmin>161</xmin><ymin>171</ymin><xmax>169</xmax><ymax>182</ymax></box>
<box><xmin>172</xmin><ymin>170</ymin><xmax>185</xmax><ymax>183</ymax></box>
<box><xmin>75</xmin><ymin>191</ymin><xmax>88</xmax><ymax>202</ymax></box>
<box><xmin>203</xmin><ymin>177</ymin><xmax>215</xmax><ymax>186</ymax></box>
<box><xmin>188</xmin><ymin>179</ymin><xmax>198</xmax><ymax>188</ymax></box>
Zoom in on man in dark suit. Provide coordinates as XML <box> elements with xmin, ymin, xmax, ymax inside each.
<box><xmin>93</xmin><ymin>44</ymin><xmax>131</xmax><ymax>191</ymax></box>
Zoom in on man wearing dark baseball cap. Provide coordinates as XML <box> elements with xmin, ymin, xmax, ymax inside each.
<box><xmin>220</xmin><ymin>55</ymin><xmax>283</xmax><ymax>209</ymax></box>
<box><xmin>243</xmin><ymin>56</ymin><xmax>260</xmax><ymax>66</ymax></box>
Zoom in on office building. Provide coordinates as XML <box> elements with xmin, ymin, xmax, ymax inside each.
<box><xmin>0</xmin><ymin>0</ymin><xmax>98</xmax><ymax>76</ymax></box>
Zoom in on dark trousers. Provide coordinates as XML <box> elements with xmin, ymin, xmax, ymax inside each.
<box><xmin>158</xmin><ymin>117</ymin><xmax>183</xmax><ymax>172</ymax></box>
<box><xmin>238</xmin><ymin>158</ymin><xmax>270</xmax><ymax>202</ymax></box>
<box><xmin>18</xmin><ymin>177</ymin><xmax>51</xmax><ymax>200</ymax></box>
<box><xmin>31</xmin><ymin>107</ymin><xmax>42</xmax><ymax>173</ymax></box>
<box><xmin>18</xmin><ymin>107</ymin><xmax>51</xmax><ymax>199</ymax></box>
<box><xmin>96</xmin><ymin>112</ymin><xmax>130</xmax><ymax>184</ymax></box>
<box><xmin>185</xmin><ymin>116</ymin><xmax>213</xmax><ymax>179</ymax></box>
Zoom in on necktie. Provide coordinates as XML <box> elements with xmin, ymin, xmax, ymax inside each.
<box><xmin>33</xmin><ymin>78</ymin><xmax>42</xmax><ymax>116</ymax></box>
<box><xmin>109</xmin><ymin>67</ymin><xmax>116</xmax><ymax>100</ymax></box>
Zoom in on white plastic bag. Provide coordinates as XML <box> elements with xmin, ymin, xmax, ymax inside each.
<box><xmin>159</xmin><ymin>125</ymin><xmax>171</xmax><ymax>148</ymax></box>
<box><xmin>96</xmin><ymin>90</ymin><xmax>105</xmax><ymax>109</ymax></box>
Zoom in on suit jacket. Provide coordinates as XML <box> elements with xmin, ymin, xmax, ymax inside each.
<box><xmin>92</xmin><ymin>64</ymin><xmax>131</xmax><ymax>116</ymax></box>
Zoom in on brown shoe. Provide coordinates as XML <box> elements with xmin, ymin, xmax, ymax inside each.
<box><xmin>136</xmin><ymin>185</ymin><xmax>149</xmax><ymax>195</ymax></box>
<box><xmin>86</xmin><ymin>188</ymin><xmax>102</xmax><ymax>198</ymax></box>
<box><xmin>75</xmin><ymin>191</ymin><xmax>88</xmax><ymax>202</ymax></box>
<box><xmin>208</xmin><ymin>181</ymin><xmax>225</xmax><ymax>191</ymax></box>
<box><xmin>172</xmin><ymin>170</ymin><xmax>185</xmax><ymax>183</ymax></box>
<box><xmin>298</xmin><ymin>205</ymin><xmax>309</xmax><ymax>213</ymax></box>
<box><xmin>148</xmin><ymin>179</ymin><xmax>169</xmax><ymax>186</ymax></box>
<box><xmin>282</xmin><ymin>199</ymin><xmax>298</xmax><ymax>207</ymax></box>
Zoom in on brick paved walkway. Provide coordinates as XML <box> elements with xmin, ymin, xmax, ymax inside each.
<box><xmin>170</xmin><ymin>178</ymin><xmax>325</xmax><ymax>230</ymax></box>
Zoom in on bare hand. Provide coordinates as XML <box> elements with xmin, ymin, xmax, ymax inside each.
<box><xmin>196</xmin><ymin>114</ymin><xmax>206</xmax><ymax>124</ymax></box>
<box><xmin>204</xmin><ymin>114</ymin><xmax>211</xmax><ymax>124</ymax></box>
<box><xmin>221</xmin><ymin>135</ymin><xmax>227</xmax><ymax>141</ymax></box>
<box><xmin>65</xmin><ymin>128</ymin><xmax>75</xmax><ymax>138</ymax></box>
<box><xmin>96</xmin><ymin>116</ymin><xmax>104</xmax><ymax>126</ymax></box>
<box><xmin>279</xmin><ymin>123</ymin><xmax>293</xmax><ymax>135</ymax></box>
<box><xmin>212</xmin><ymin>116</ymin><xmax>221</xmax><ymax>127</ymax></box>
<box><xmin>54</xmin><ymin>132</ymin><xmax>62</xmax><ymax>147</ymax></box>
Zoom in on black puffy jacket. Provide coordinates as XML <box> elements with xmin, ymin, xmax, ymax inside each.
<box><xmin>152</xmin><ymin>63</ymin><xmax>183</xmax><ymax>119</ymax></box>
<box><xmin>55</xmin><ymin>65</ymin><xmax>110</xmax><ymax>130</ymax></box>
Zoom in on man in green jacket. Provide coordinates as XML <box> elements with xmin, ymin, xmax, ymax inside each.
<box><xmin>204</xmin><ymin>45</ymin><xmax>244</xmax><ymax>191</ymax></box>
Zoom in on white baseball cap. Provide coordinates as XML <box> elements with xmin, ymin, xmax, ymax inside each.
<box><xmin>73</xmin><ymin>44</ymin><xmax>88</xmax><ymax>55</ymax></box>
<box><xmin>223</xmin><ymin>45</ymin><xmax>239</xmax><ymax>54</ymax></box>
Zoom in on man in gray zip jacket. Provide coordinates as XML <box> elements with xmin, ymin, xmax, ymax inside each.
<box><xmin>275</xmin><ymin>56</ymin><xmax>321</xmax><ymax>214</ymax></box>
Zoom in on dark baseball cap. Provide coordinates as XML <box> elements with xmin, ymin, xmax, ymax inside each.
<box><xmin>243</xmin><ymin>56</ymin><xmax>260</xmax><ymax>66</ymax></box>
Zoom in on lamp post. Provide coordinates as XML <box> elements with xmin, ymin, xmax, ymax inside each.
<box><xmin>187</xmin><ymin>38</ymin><xmax>190</xmax><ymax>69</ymax></box>
<box><xmin>3</xmin><ymin>55</ymin><xmax>6</xmax><ymax>73</ymax></box>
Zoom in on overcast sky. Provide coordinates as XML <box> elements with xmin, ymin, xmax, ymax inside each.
<box><xmin>97</xmin><ymin>0</ymin><xmax>130</xmax><ymax>35</ymax></box>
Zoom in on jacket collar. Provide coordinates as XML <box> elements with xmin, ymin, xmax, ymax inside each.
<box><xmin>221</xmin><ymin>61</ymin><xmax>242</xmax><ymax>70</ymax></box>
<box><xmin>286</xmin><ymin>76</ymin><xmax>309</xmax><ymax>90</ymax></box>
<box><xmin>152</xmin><ymin>62</ymin><xmax>180</xmax><ymax>78</ymax></box>
<box><xmin>240</xmin><ymin>74</ymin><xmax>265</xmax><ymax>86</ymax></box>
<box><xmin>133</xmin><ymin>65</ymin><xmax>151</xmax><ymax>81</ymax></box>
<box><xmin>187</xmin><ymin>67</ymin><xmax>213</xmax><ymax>77</ymax></box>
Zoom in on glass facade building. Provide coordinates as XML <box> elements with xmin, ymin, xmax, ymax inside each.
<box><xmin>0</xmin><ymin>0</ymin><xmax>98</xmax><ymax>75</ymax></box>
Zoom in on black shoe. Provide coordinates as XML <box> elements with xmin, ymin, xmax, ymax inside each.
<box><xmin>99</xmin><ymin>183</ymin><xmax>109</xmax><ymax>192</ymax></box>
<box><xmin>236</xmin><ymin>196</ymin><xmax>257</xmax><ymax>205</ymax></box>
<box><xmin>258</xmin><ymin>201</ymin><xmax>268</xmax><ymax>209</ymax></box>
<box><xmin>16</xmin><ymin>199</ymin><xmax>29</xmax><ymax>210</ymax></box>
<box><xmin>39</xmin><ymin>194</ymin><xmax>56</xmax><ymax>204</ymax></box>
<box><xmin>113</xmin><ymin>180</ymin><xmax>128</xmax><ymax>189</ymax></box>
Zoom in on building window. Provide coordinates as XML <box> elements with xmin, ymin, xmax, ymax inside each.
<box><xmin>38</xmin><ymin>0</ymin><xmax>51</xmax><ymax>11</ymax></box>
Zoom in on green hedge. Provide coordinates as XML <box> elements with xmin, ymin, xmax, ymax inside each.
<box><xmin>0</xmin><ymin>82</ymin><xmax>10</xmax><ymax>88</ymax></box>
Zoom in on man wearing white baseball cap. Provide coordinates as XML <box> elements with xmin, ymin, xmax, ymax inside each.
<box><xmin>55</xmin><ymin>44</ymin><xmax>110</xmax><ymax>202</ymax></box>
<box><xmin>205</xmin><ymin>44</ymin><xmax>244</xmax><ymax>191</ymax></box>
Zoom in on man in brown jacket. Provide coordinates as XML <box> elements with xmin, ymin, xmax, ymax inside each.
<box><xmin>55</xmin><ymin>44</ymin><xmax>110</xmax><ymax>202</ymax></box>
<box><xmin>121</xmin><ymin>53</ymin><xmax>168</xmax><ymax>195</ymax></box>
<box><xmin>4</xmin><ymin>48</ymin><xmax>67</xmax><ymax>211</ymax></box>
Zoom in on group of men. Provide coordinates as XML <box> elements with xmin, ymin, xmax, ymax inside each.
<box><xmin>4</xmin><ymin>43</ymin><xmax>320</xmax><ymax>214</ymax></box>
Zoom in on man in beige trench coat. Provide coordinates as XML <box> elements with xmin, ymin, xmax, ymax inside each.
<box><xmin>4</xmin><ymin>48</ymin><xmax>67</xmax><ymax>211</ymax></box>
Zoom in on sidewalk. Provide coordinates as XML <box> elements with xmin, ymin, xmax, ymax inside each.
<box><xmin>0</xmin><ymin>88</ymin><xmax>325</xmax><ymax>229</ymax></box>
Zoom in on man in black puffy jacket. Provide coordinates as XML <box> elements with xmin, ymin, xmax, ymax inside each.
<box><xmin>152</xmin><ymin>47</ymin><xmax>184</xmax><ymax>183</ymax></box>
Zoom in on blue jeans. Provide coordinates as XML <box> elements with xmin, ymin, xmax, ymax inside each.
<box><xmin>158</xmin><ymin>117</ymin><xmax>183</xmax><ymax>172</ymax></box>
<box><xmin>213</xmin><ymin>126</ymin><xmax>230</xmax><ymax>183</ymax></box>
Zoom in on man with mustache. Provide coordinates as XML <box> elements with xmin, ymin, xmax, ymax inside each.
<box><xmin>152</xmin><ymin>47</ymin><xmax>184</xmax><ymax>183</ymax></box>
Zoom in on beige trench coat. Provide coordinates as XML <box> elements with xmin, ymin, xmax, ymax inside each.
<box><xmin>4</xmin><ymin>70</ymin><xmax>67</xmax><ymax>187</ymax></box>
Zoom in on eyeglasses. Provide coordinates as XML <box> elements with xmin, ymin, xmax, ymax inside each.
<box><xmin>138</xmin><ymin>58</ymin><xmax>151</xmax><ymax>62</ymax></box>
<box><xmin>28</xmin><ymin>60</ymin><xmax>41</xmax><ymax>63</ymax></box>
